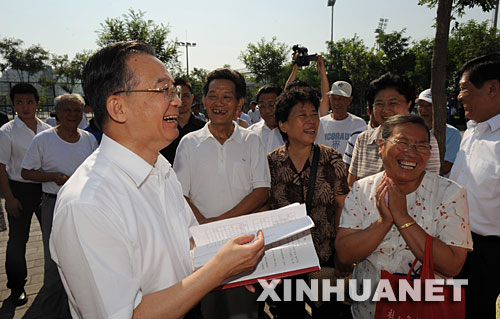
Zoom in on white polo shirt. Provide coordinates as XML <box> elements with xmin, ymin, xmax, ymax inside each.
<box><xmin>50</xmin><ymin>134</ymin><xmax>197</xmax><ymax>319</ymax></box>
<box><xmin>22</xmin><ymin>128</ymin><xmax>98</xmax><ymax>194</ymax></box>
<box><xmin>450</xmin><ymin>114</ymin><xmax>500</xmax><ymax>236</ymax></box>
<box><xmin>0</xmin><ymin>117</ymin><xmax>52</xmax><ymax>182</ymax></box>
<box><xmin>248</xmin><ymin>120</ymin><xmax>285</xmax><ymax>155</ymax></box>
<box><xmin>174</xmin><ymin>122</ymin><xmax>270</xmax><ymax>218</ymax></box>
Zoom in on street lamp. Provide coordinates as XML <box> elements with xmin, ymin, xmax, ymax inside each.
<box><xmin>327</xmin><ymin>0</ymin><xmax>336</xmax><ymax>43</ymax></box>
<box><xmin>179</xmin><ymin>41</ymin><xmax>196</xmax><ymax>77</ymax></box>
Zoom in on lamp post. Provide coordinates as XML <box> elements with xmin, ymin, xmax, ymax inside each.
<box><xmin>327</xmin><ymin>0</ymin><xmax>336</xmax><ymax>43</ymax></box>
<box><xmin>179</xmin><ymin>41</ymin><xmax>196</xmax><ymax>77</ymax></box>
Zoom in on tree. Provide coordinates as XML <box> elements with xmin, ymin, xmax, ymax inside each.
<box><xmin>418</xmin><ymin>0</ymin><xmax>497</xmax><ymax>174</ymax></box>
<box><xmin>0</xmin><ymin>37</ymin><xmax>49</xmax><ymax>82</ymax></box>
<box><xmin>96</xmin><ymin>9</ymin><xmax>179</xmax><ymax>69</ymax></box>
<box><xmin>187</xmin><ymin>67</ymin><xmax>209</xmax><ymax>104</ymax></box>
<box><xmin>376</xmin><ymin>30</ymin><xmax>417</xmax><ymax>77</ymax></box>
<box><xmin>239</xmin><ymin>37</ymin><xmax>289</xmax><ymax>84</ymax></box>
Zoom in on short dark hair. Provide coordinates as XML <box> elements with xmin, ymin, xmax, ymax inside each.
<box><xmin>285</xmin><ymin>80</ymin><xmax>310</xmax><ymax>92</ymax></box>
<box><xmin>250</xmin><ymin>101</ymin><xmax>257</xmax><ymax>106</ymax></box>
<box><xmin>275</xmin><ymin>88</ymin><xmax>320</xmax><ymax>142</ymax></box>
<box><xmin>366</xmin><ymin>72</ymin><xmax>415</xmax><ymax>113</ymax></box>
<box><xmin>256</xmin><ymin>84</ymin><xmax>282</xmax><ymax>104</ymax></box>
<box><xmin>174</xmin><ymin>77</ymin><xmax>193</xmax><ymax>93</ymax></box>
<box><xmin>10</xmin><ymin>83</ymin><xmax>39</xmax><ymax>103</ymax></box>
<box><xmin>203</xmin><ymin>68</ymin><xmax>246</xmax><ymax>100</ymax></box>
<box><xmin>82</xmin><ymin>41</ymin><xmax>155</xmax><ymax>130</ymax></box>
<box><xmin>381</xmin><ymin>114</ymin><xmax>430</xmax><ymax>143</ymax></box>
<box><xmin>460</xmin><ymin>52</ymin><xmax>500</xmax><ymax>89</ymax></box>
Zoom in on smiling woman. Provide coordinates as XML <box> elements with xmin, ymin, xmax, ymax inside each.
<box><xmin>335</xmin><ymin>114</ymin><xmax>472</xmax><ymax>319</ymax></box>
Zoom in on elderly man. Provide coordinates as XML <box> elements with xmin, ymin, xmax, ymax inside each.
<box><xmin>174</xmin><ymin>68</ymin><xmax>270</xmax><ymax>319</ymax></box>
<box><xmin>347</xmin><ymin>73</ymin><xmax>441</xmax><ymax>187</ymax></box>
<box><xmin>417</xmin><ymin>88</ymin><xmax>461</xmax><ymax>176</ymax></box>
<box><xmin>316</xmin><ymin>81</ymin><xmax>366</xmax><ymax>155</ymax></box>
<box><xmin>0</xmin><ymin>83</ymin><xmax>51</xmax><ymax>306</ymax></box>
<box><xmin>450</xmin><ymin>53</ymin><xmax>500</xmax><ymax>319</ymax></box>
<box><xmin>22</xmin><ymin>93</ymin><xmax>98</xmax><ymax>317</ymax></box>
<box><xmin>49</xmin><ymin>41</ymin><xmax>264</xmax><ymax>319</ymax></box>
<box><xmin>248</xmin><ymin>83</ymin><xmax>284</xmax><ymax>154</ymax></box>
<box><xmin>160</xmin><ymin>77</ymin><xmax>205</xmax><ymax>164</ymax></box>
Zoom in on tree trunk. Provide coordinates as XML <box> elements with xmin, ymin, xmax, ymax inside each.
<box><xmin>430</xmin><ymin>0</ymin><xmax>452</xmax><ymax>175</ymax></box>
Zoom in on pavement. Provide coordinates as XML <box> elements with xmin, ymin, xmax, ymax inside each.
<box><xmin>0</xmin><ymin>199</ymin><xmax>45</xmax><ymax>319</ymax></box>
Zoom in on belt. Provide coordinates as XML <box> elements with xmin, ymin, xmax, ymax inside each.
<box><xmin>43</xmin><ymin>192</ymin><xmax>57</xmax><ymax>199</ymax></box>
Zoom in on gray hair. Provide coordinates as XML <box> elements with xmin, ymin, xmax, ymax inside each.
<box><xmin>54</xmin><ymin>94</ymin><xmax>85</xmax><ymax>112</ymax></box>
<box><xmin>381</xmin><ymin>114</ymin><xmax>430</xmax><ymax>142</ymax></box>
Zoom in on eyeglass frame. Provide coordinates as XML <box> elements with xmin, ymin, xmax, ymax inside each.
<box><xmin>112</xmin><ymin>84</ymin><xmax>182</xmax><ymax>101</ymax></box>
<box><xmin>384</xmin><ymin>138</ymin><xmax>432</xmax><ymax>153</ymax></box>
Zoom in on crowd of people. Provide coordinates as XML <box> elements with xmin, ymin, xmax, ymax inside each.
<box><xmin>0</xmin><ymin>40</ymin><xmax>498</xmax><ymax>319</ymax></box>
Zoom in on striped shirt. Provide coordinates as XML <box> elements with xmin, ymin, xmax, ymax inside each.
<box><xmin>349</xmin><ymin>126</ymin><xmax>441</xmax><ymax>180</ymax></box>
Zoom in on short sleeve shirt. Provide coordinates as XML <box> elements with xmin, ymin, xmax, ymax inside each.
<box><xmin>268</xmin><ymin>144</ymin><xmax>349</xmax><ymax>263</ymax></box>
<box><xmin>339</xmin><ymin>171</ymin><xmax>473</xmax><ymax>318</ymax></box>
<box><xmin>174</xmin><ymin>123</ymin><xmax>271</xmax><ymax>218</ymax></box>
<box><xmin>0</xmin><ymin>117</ymin><xmax>52</xmax><ymax>182</ymax></box>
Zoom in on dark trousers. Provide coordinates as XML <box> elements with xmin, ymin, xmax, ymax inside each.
<box><xmin>32</xmin><ymin>194</ymin><xmax>70</xmax><ymax>318</ymax></box>
<box><xmin>458</xmin><ymin>232</ymin><xmax>500</xmax><ymax>319</ymax></box>
<box><xmin>5</xmin><ymin>180</ymin><xmax>42</xmax><ymax>292</ymax></box>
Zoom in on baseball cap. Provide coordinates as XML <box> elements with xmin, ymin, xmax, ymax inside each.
<box><xmin>418</xmin><ymin>89</ymin><xmax>432</xmax><ymax>104</ymax></box>
<box><xmin>327</xmin><ymin>81</ymin><xmax>352</xmax><ymax>97</ymax></box>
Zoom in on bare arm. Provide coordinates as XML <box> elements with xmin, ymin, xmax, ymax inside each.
<box><xmin>347</xmin><ymin>173</ymin><xmax>358</xmax><ymax>188</ymax></box>
<box><xmin>0</xmin><ymin>163</ymin><xmax>22</xmax><ymax>217</ymax></box>
<box><xmin>133</xmin><ymin>231</ymin><xmax>265</xmax><ymax>319</ymax></box>
<box><xmin>285</xmin><ymin>57</ymin><xmax>300</xmax><ymax>90</ymax></box>
<box><xmin>21</xmin><ymin>168</ymin><xmax>68</xmax><ymax>186</ymax></box>
<box><xmin>215</xmin><ymin>187</ymin><xmax>269</xmax><ymax>221</ymax></box>
<box><xmin>317</xmin><ymin>55</ymin><xmax>330</xmax><ymax>117</ymax></box>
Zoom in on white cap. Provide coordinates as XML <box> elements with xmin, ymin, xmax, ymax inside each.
<box><xmin>327</xmin><ymin>81</ymin><xmax>352</xmax><ymax>97</ymax></box>
<box><xmin>418</xmin><ymin>89</ymin><xmax>432</xmax><ymax>104</ymax></box>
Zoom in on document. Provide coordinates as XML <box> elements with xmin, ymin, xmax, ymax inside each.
<box><xmin>190</xmin><ymin>203</ymin><xmax>321</xmax><ymax>289</ymax></box>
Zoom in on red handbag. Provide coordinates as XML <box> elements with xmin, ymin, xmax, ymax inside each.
<box><xmin>374</xmin><ymin>234</ymin><xmax>465</xmax><ymax>319</ymax></box>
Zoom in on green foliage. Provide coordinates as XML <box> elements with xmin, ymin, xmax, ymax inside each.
<box><xmin>239</xmin><ymin>37</ymin><xmax>289</xmax><ymax>84</ymax></box>
<box><xmin>186</xmin><ymin>67</ymin><xmax>209</xmax><ymax>104</ymax></box>
<box><xmin>376</xmin><ymin>29</ymin><xmax>417</xmax><ymax>76</ymax></box>
<box><xmin>96</xmin><ymin>9</ymin><xmax>179</xmax><ymax>68</ymax></box>
<box><xmin>418</xmin><ymin>0</ymin><xmax>497</xmax><ymax>16</ymax></box>
<box><xmin>0</xmin><ymin>37</ymin><xmax>49</xmax><ymax>82</ymax></box>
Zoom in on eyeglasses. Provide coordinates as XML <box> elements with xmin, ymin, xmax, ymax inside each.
<box><xmin>385</xmin><ymin>138</ymin><xmax>432</xmax><ymax>154</ymax></box>
<box><xmin>113</xmin><ymin>84</ymin><xmax>181</xmax><ymax>101</ymax></box>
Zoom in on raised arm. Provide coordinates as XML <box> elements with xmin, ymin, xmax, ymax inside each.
<box><xmin>317</xmin><ymin>55</ymin><xmax>331</xmax><ymax>117</ymax></box>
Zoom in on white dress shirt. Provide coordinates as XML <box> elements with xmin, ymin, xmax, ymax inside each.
<box><xmin>50</xmin><ymin>135</ymin><xmax>197</xmax><ymax>319</ymax></box>
<box><xmin>0</xmin><ymin>117</ymin><xmax>52</xmax><ymax>182</ymax></box>
<box><xmin>174</xmin><ymin>122</ymin><xmax>270</xmax><ymax>219</ymax></box>
<box><xmin>22</xmin><ymin>128</ymin><xmax>98</xmax><ymax>194</ymax></box>
<box><xmin>248</xmin><ymin>120</ymin><xmax>285</xmax><ymax>155</ymax></box>
<box><xmin>450</xmin><ymin>114</ymin><xmax>500</xmax><ymax>236</ymax></box>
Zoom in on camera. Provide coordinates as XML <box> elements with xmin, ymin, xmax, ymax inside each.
<box><xmin>292</xmin><ymin>44</ymin><xmax>318</xmax><ymax>67</ymax></box>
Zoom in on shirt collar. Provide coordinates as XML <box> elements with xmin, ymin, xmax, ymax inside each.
<box><xmin>198</xmin><ymin>121</ymin><xmax>243</xmax><ymax>144</ymax></box>
<box><xmin>467</xmin><ymin>113</ymin><xmax>500</xmax><ymax>132</ymax></box>
<box><xmin>99</xmin><ymin>134</ymin><xmax>169</xmax><ymax>187</ymax></box>
<box><xmin>14</xmin><ymin>116</ymin><xmax>45</xmax><ymax>131</ymax></box>
<box><xmin>367</xmin><ymin>125</ymin><xmax>382</xmax><ymax>145</ymax></box>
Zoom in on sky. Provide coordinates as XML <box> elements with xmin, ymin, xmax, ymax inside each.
<box><xmin>0</xmin><ymin>0</ymin><xmax>496</xmax><ymax>73</ymax></box>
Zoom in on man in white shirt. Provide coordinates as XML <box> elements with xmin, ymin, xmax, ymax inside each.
<box><xmin>248</xmin><ymin>84</ymin><xmax>285</xmax><ymax>154</ymax></box>
<box><xmin>22</xmin><ymin>93</ymin><xmax>98</xmax><ymax>317</ymax></box>
<box><xmin>449</xmin><ymin>53</ymin><xmax>500</xmax><ymax>319</ymax></box>
<box><xmin>0</xmin><ymin>83</ymin><xmax>52</xmax><ymax>306</ymax></box>
<box><xmin>174</xmin><ymin>68</ymin><xmax>270</xmax><ymax>319</ymax></box>
<box><xmin>247</xmin><ymin>101</ymin><xmax>261</xmax><ymax>124</ymax></box>
<box><xmin>316</xmin><ymin>81</ymin><xmax>367</xmax><ymax>155</ymax></box>
<box><xmin>49</xmin><ymin>41</ymin><xmax>264</xmax><ymax>319</ymax></box>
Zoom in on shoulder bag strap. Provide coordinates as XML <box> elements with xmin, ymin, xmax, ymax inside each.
<box><xmin>306</xmin><ymin>144</ymin><xmax>320</xmax><ymax>215</ymax></box>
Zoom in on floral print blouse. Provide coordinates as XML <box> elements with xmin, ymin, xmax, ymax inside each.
<box><xmin>339</xmin><ymin>171</ymin><xmax>473</xmax><ymax>319</ymax></box>
<box><xmin>267</xmin><ymin>144</ymin><xmax>349</xmax><ymax>264</ymax></box>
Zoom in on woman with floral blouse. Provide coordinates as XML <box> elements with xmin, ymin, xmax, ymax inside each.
<box><xmin>266</xmin><ymin>88</ymin><xmax>350</xmax><ymax>318</ymax></box>
<box><xmin>335</xmin><ymin>114</ymin><xmax>472</xmax><ymax>319</ymax></box>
